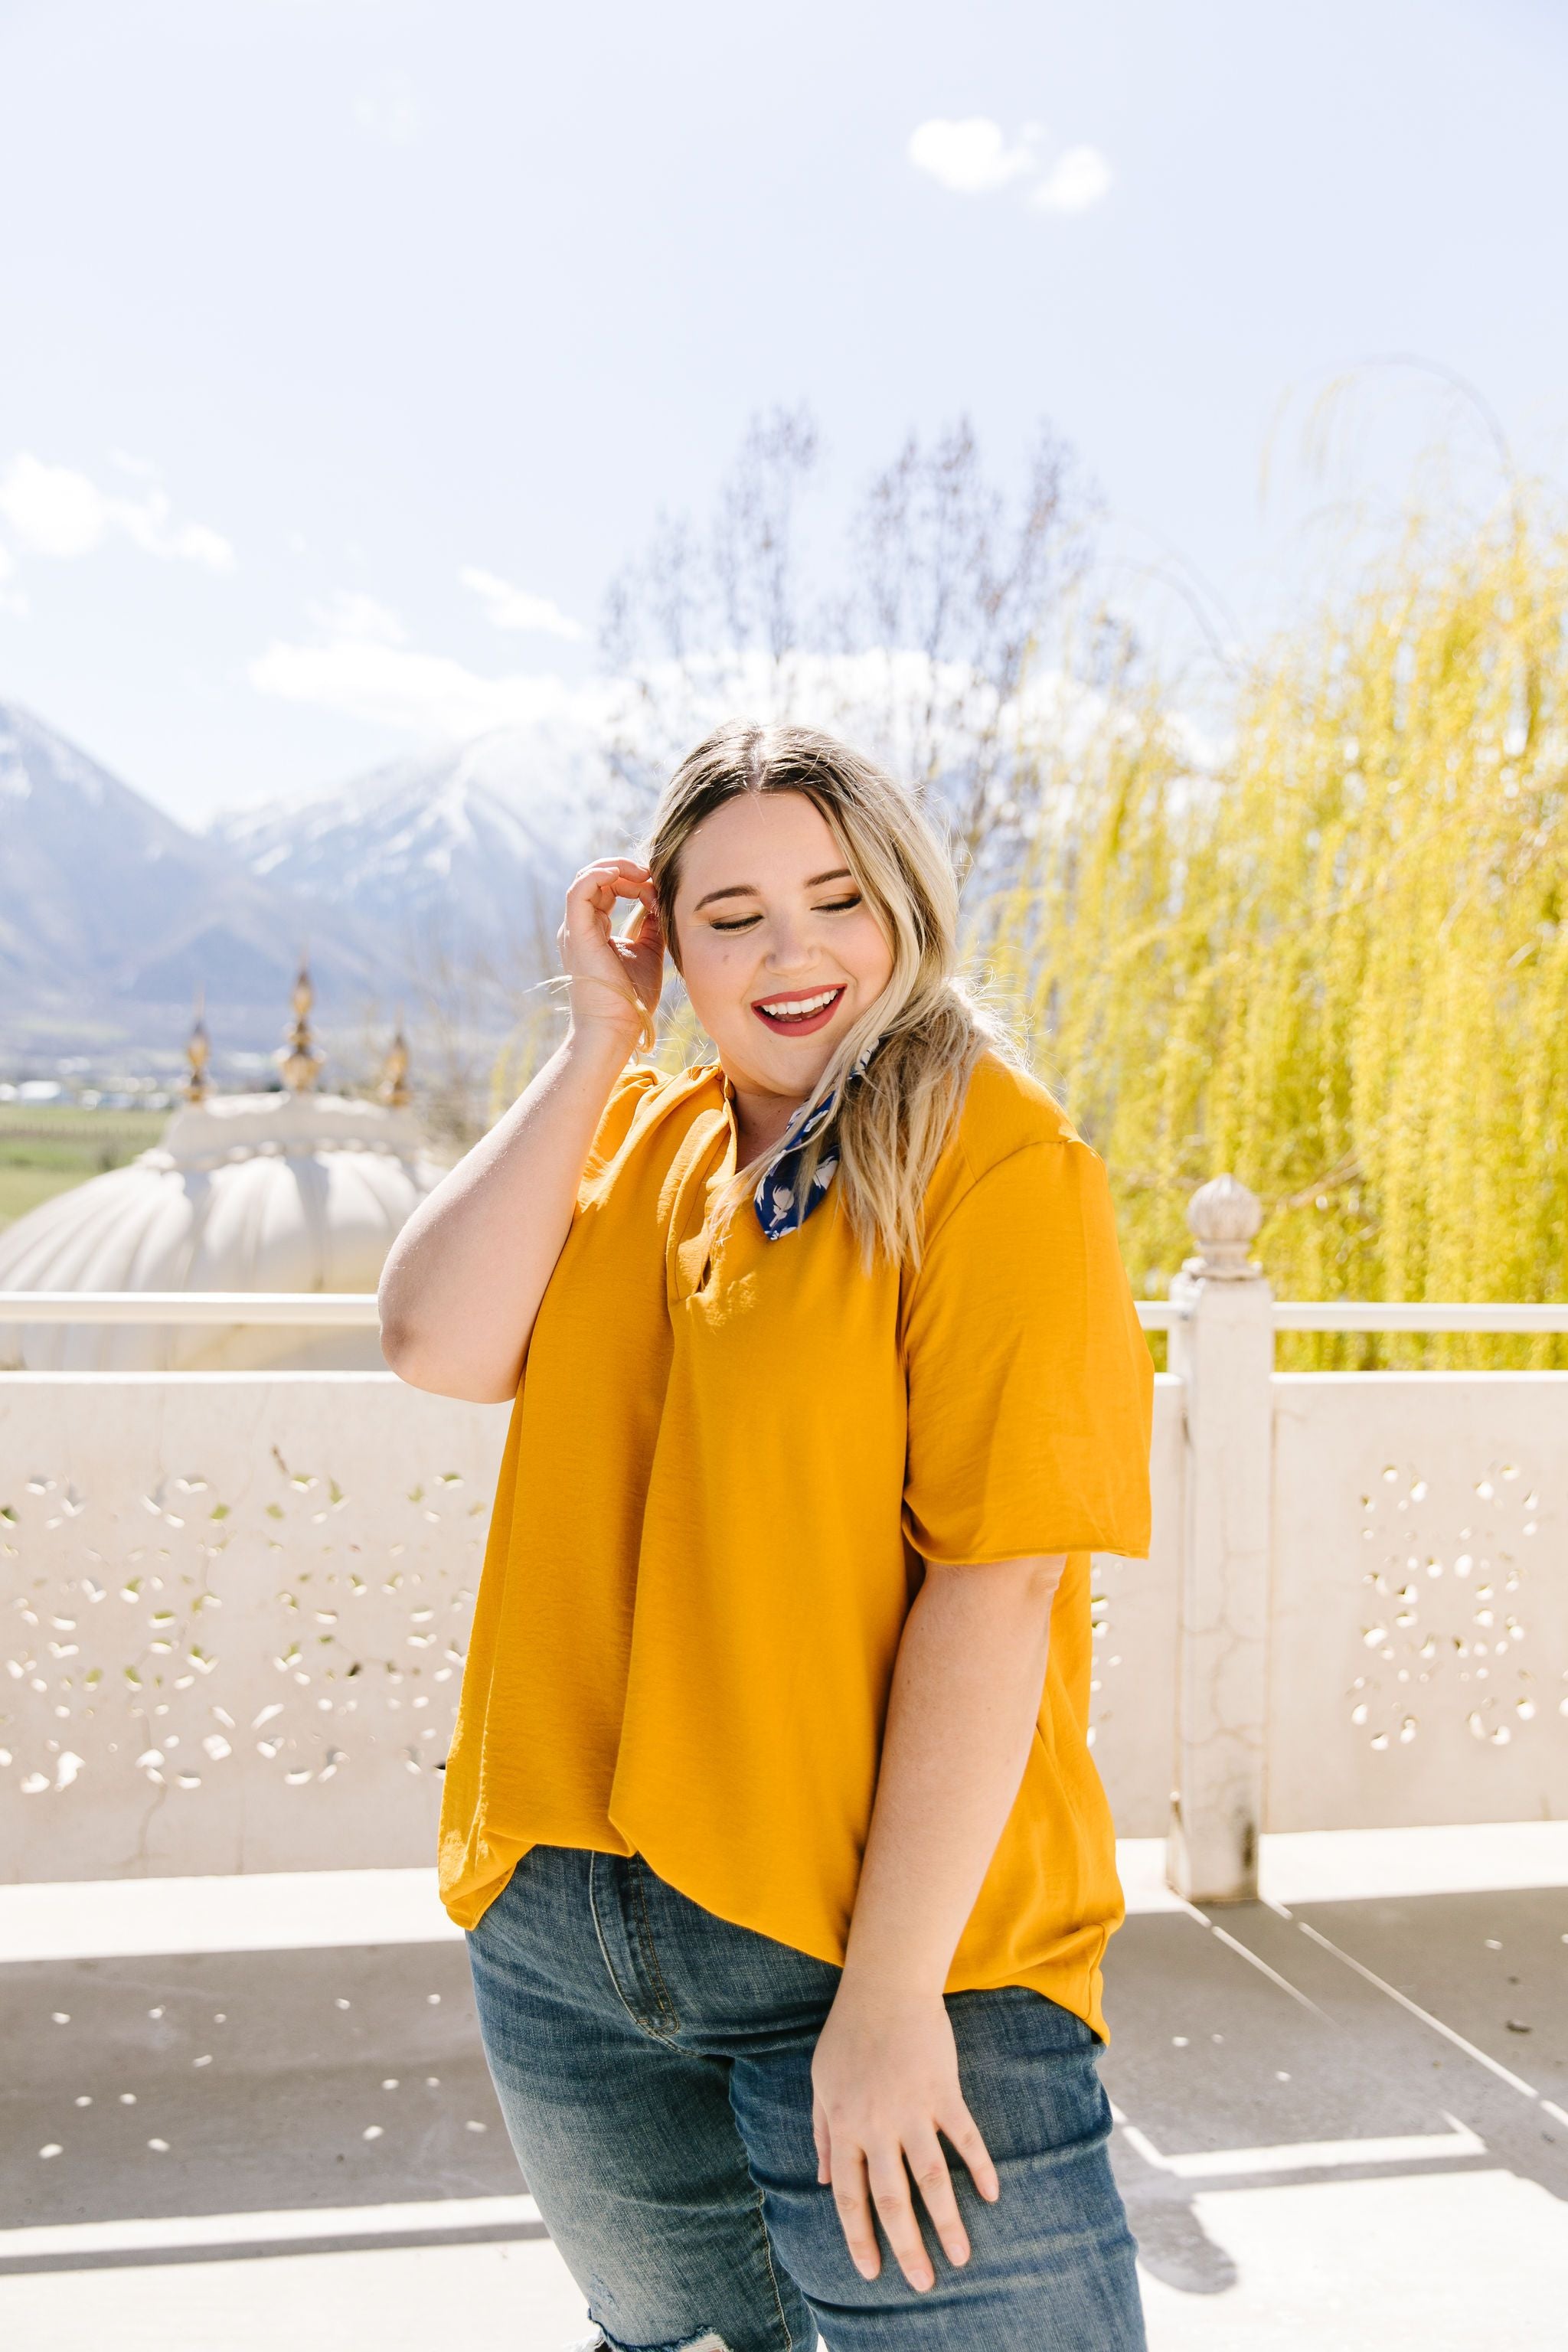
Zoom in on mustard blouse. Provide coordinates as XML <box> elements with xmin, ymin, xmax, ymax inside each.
<box><xmin>439</xmin><ymin>1050</ymin><xmax>1154</xmax><ymax>2037</ymax></box>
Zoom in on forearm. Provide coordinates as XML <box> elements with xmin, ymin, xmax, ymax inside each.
<box><xmin>841</xmin><ymin>1556</ymin><xmax>1065</xmax><ymax>1998</ymax></box>
<box><xmin>378</xmin><ymin>1022</ymin><xmax>632</xmax><ymax>1400</ymax></box>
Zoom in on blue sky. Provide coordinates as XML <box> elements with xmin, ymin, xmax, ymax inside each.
<box><xmin>2</xmin><ymin>0</ymin><xmax>1566</xmax><ymax>826</ymax></box>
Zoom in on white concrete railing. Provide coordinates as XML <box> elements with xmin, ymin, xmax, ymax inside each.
<box><xmin>2</xmin><ymin>1173</ymin><xmax>1565</xmax><ymax>1903</ymax></box>
<box><xmin>2</xmin><ymin>1295</ymin><xmax>384</xmax><ymax>1325</ymax></box>
<box><xmin>8</xmin><ymin>1292</ymin><xmax>1566</xmax><ymax>1332</ymax></box>
<box><xmin>1145</xmin><ymin>1176</ymin><xmax>1568</xmax><ymax>1904</ymax></box>
<box><xmin>1</xmin><ymin>1370</ymin><xmax>501</xmax><ymax>1886</ymax></box>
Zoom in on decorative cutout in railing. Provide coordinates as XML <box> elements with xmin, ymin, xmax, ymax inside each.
<box><xmin>1354</xmin><ymin>1457</ymin><xmax>1544</xmax><ymax>1754</ymax></box>
<box><xmin>1268</xmin><ymin>1375</ymin><xmax>1568</xmax><ymax>1837</ymax></box>
<box><xmin>7</xmin><ymin>1459</ymin><xmax>481</xmax><ymax>1792</ymax></box>
<box><xmin>0</xmin><ymin>1377</ymin><xmax>511</xmax><ymax>1881</ymax></box>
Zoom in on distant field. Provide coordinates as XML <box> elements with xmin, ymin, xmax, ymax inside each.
<box><xmin>0</xmin><ymin>1109</ymin><xmax>166</xmax><ymax>1232</ymax></box>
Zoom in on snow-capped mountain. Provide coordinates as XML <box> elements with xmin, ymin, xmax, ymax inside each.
<box><xmin>0</xmin><ymin>700</ymin><xmax>381</xmax><ymax>1022</ymax></box>
<box><xmin>210</xmin><ymin>725</ymin><xmax>603</xmax><ymax>967</ymax></box>
<box><xmin>0</xmin><ymin>700</ymin><xmax>616</xmax><ymax>1059</ymax></box>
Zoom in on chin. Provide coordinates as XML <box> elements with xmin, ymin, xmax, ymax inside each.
<box><xmin>769</xmin><ymin>1039</ymin><xmax>841</xmax><ymax>1086</ymax></box>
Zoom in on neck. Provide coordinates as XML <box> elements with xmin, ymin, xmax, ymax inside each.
<box><xmin>725</xmin><ymin>1074</ymin><xmax>811</xmax><ymax>1165</ymax></box>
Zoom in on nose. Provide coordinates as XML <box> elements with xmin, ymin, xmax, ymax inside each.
<box><xmin>761</xmin><ymin>908</ymin><xmax>817</xmax><ymax>974</ymax></box>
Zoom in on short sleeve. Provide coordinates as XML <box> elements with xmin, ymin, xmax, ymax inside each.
<box><xmin>577</xmin><ymin>1063</ymin><xmax>666</xmax><ymax>1207</ymax></box>
<box><xmin>900</xmin><ymin>1139</ymin><xmax>1154</xmax><ymax>1565</ymax></box>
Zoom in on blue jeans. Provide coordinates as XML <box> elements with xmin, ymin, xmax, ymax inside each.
<box><xmin>466</xmin><ymin>1844</ymin><xmax>1147</xmax><ymax>2350</ymax></box>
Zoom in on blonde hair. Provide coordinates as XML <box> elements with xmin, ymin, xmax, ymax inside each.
<box><xmin>646</xmin><ymin>720</ymin><xmax>1004</xmax><ymax>1266</ymax></box>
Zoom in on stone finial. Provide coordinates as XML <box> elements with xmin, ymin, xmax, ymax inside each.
<box><xmin>275</xmin><ymin>959</ymin><xmax>325</xmax><ymax>1095</ymax></box>
<box><xmin>377</xmin><ymin>1022</ymin><xmax>411</xmax><ymax>1109</ymax></box>
<box><xmin>183</xmin><ymin>991</ymin><xmax>211</xmax><ymax>1105</ymax></box>
<box><xmin>1183</xmin><ymin>1172</ymin><xmax>1264</xmax><ymax>1280</ymax></box>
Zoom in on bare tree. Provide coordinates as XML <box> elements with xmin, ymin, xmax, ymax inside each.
<box><xmin>599</xmin><ymin>407</ymin><xmax>1097</xmax><ymax>881</ymax></box>
<box><xmin>599</xmin><ymin>406</ymin><xmax>822</xmax><ymax>810</ymax></box>
<box><xmin>848</xmin><ymin>420</ymin><xmax>1093</xmax><ymax>863</ymax></box>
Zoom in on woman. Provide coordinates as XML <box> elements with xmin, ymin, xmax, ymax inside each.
<box><xmin>379</xmin><ymin>722</ymin><xmax>1154</xmax><ymax>2351</ymax></box>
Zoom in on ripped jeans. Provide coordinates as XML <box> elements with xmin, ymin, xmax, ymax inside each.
<box><xmin>466</xmin><ymin>1845</ymin><xmax>1146</xmax><ymax>2352</ymax></box>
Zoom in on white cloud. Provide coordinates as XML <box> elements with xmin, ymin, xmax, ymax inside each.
<box><xmin>460</xmin><ymin>566</ymin><xmax>587</xmax><ymax>642</ymax></box>
<box><xmin>907</xmin><ymin>117</ymin><xmax>1041</xmax><ymax>194</ymax></box>
<box><xmin>0</xmin><ymin>452</ymin><xmax>235</xmax><ymax>572</ymax></box>
<box><xmin>115</xmin><ymin>495</ymin><xmax>236</xmax><ymax>571</ymax></box>
<box><xmin>250</xmin><ymin>591</ymin><xmax>586</xmax><ymax>737</ymax></box>
<box><xmin>247</xmin><ymin>603</ymin><xmax>1125</xmax><ymax>771</ymax></box>
<box><xmin>0</xmin><ymin>456</ymin><xmax>103</xmax><ymax>557</ymax></box>
<box><xmin>1030</xmin><ymin>144</ymin><xmax>1114</xmax><ymax>214</ymax></box>
<box><xmin>907</xmin><ymin>119</ymin><xmax>1112</xmax><ymax>217</ymax></box>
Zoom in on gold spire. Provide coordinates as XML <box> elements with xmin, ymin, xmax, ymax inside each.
<box><xmin>184</xmin><ymin>988</ymin><xmax>211</xmax><ymax>1104</ymax></box>
<box><xmin>275</xmin><ymin>957</ymin><xmax>325</xmax><ymax>1094</ymax></box>
<box><xmin>377</xmin><ymin>1017</ymin><xmax>411</xmax><ymax>1109</ymax></box>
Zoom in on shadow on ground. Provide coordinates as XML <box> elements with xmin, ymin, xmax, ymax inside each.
<box><xmin>2</xmin><ymin>1886</ymin><xmax>1564</xmax><ymax>2299</ymax></box>
<box><xmin>1102</xmin><ymin>1886</ymin><xmax>1568</xmax><ymax>2295</ymax></box>
<box><xmin>0</xmin><ymin>1940</ymin><xmax>518</xmax><ymax>2254</ymax></box>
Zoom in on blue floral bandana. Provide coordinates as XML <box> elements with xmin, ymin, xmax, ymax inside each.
<box><xmin>753</xmin><ymin>1039</ymin><xmax>879</xmax><ymax>1241</ymax></box>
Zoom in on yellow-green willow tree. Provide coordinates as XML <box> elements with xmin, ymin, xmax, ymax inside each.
<box><xmin>988</xmin><ymin>498</ymin><xmax>1568</xmax><ymax>1368</ymax></box>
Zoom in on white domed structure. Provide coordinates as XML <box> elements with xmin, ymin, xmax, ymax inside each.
<box><xmin>0</xmin><ymin>978</ymin><xmax>450</xmax><ymax>1373</ymax></box>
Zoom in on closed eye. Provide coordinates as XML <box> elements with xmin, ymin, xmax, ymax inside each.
<box><xmin>709</xmin><ymin>893</ymin><xmax>862</xmax><ymax>933</ymax></box>
<box><xmin>710</xmin><ymin>884</ymin><xmax>864</xmax><ymax>931</ymax></box>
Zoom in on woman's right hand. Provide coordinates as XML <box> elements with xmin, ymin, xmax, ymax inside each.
<box><xmin>558</xmin><ymin>857</ymin><xmax>666</xmax><ymax>1044</ymax></box>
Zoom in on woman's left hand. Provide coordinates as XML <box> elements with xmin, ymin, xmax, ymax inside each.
<box><xmin>810</xmin><ymin>1973</ymin><xmax>1000</xmax><ymax>2292</ymax></box>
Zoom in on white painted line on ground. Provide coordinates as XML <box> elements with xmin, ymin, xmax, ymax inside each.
<box><xmin>1196</xmin><ymin>1916</ymin><xmax>1330</xmax><ymax>2017</ymax></box>
<box><xmin>0</xmin><ymin>2194</ymin><xmax>541</xmax><ymax>2262</ymax></box>
<box><xmin>1117</xmin><ymin>2115</ymin><xmax>1487</xmax><ymax>2180</ymax></box>
<box><xmin>1292</xmin><ymin>1916</ymin><xmax>1546</xmax><ymax>2102</ymax></box>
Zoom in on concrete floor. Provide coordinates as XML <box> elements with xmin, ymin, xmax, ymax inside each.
<box><xmin>2</xmin><ymin>1837</ymin><xmax>1566</xmax><ymax>2351</ymax></box>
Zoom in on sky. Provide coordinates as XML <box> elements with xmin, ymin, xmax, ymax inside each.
<box><xmin>2</xmin><ymin>0</ymin><xmax>1566</xmax><ymax>828</ymax></box>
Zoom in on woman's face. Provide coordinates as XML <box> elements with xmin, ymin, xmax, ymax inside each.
<box><xmin>670</xmin><ymin>789</ymin><xmax>895</xmax><ymax>1102</ymax></box>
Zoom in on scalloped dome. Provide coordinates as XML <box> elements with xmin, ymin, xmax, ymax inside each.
<box><xmin>0</xmin><ymin>1090</ymin><xmax>449</xmax><ymax>1371</ymax></box>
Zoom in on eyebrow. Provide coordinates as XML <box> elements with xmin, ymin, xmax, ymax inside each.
<box><xmin>692</xmin><ymin>867</ymin><xmax>854</xmax><ymax>912</ymax></box>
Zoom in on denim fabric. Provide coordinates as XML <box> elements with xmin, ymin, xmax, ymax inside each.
<box><xmin>466</xmin><ymin>1845</ymin><xmax>1147</xmax><ymax>2352</ymax></box>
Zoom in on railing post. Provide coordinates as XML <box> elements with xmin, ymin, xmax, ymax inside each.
<box><xmin>1166</xmin><ymin>1174</ymin><xmax>1273</xmax><ymax>1903</ymax></box>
